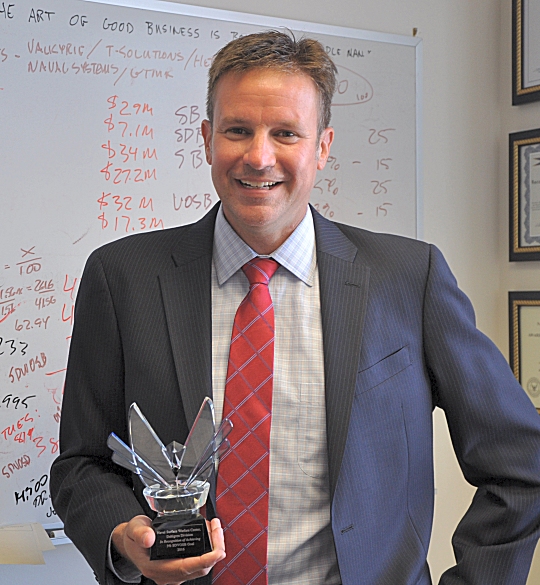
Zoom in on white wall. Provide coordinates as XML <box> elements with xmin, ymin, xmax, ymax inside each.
<box><xmin>499</xmin><ymin>1</ymin><xmax>540</xmax><ymax>581</ymax></box>
<box><xmin>5</xmin><ymin>1</ymin><xmax>536</xmax><ymax>583</ymax></box>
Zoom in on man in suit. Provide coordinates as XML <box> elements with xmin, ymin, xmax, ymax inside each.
<box><xmin>51</xmin><ymin>31</ymin><xmax>540</xmax><ymax>585</ymax></box>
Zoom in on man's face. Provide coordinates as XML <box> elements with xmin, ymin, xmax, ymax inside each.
<box><xmin>201</xmin><ymin>69</ymin><xmax>333</xmax><ymax>253</ymax></box>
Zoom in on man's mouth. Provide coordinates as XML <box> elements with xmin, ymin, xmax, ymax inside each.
<box><xmin>238</xmin><ymin>180</ymin><xmax>280</xmax><ymax>189</ymax></box>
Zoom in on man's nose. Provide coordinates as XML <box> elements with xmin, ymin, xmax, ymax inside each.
<box><xmin>243</xmin><ymin>132</ymin><xmax>276</xmax><ymax>170</ymax></box>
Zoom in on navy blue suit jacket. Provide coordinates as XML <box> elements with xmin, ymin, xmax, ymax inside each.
<box><xmin>51</xmin><ymin>205</ymin><xmax>540</xmax><ymax>585</ymax></box>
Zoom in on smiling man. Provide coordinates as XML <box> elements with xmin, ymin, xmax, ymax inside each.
<box><xmin>51</xmin><ymin>31</ymin><xmax>540</xmax><ymax>585</ymax></box>
<box><xmin>200</xmin><ymin>68</ymin><xmax>333</xmax><ymax>254</ymax></box>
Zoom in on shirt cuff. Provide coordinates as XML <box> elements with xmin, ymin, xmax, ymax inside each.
<box><xmin>107</xmin><ymin>532</ymin><xmax>143</xmax><ymax>584</ymax></box>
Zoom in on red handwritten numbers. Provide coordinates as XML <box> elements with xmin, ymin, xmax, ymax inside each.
<box><xmin>63</xmin><ymin>274</ymin><xmax>78</xmax><ymax>301</ymax></box>
<box><xmin>59</xmin><ymin>274</ymin><xmax>77</xmax><ymax>333</ymax></box>
<box><xmin>99</xmin><ymin>96</ymin><xmax>164</xmax><ymax>232</ymax></box>
<box><xmin>1</xmin><ymin>244</ymin><xmax>63</xmax><ymax>513</ymax></box>
<box><xmin>1</xmin><ymin>410</ymin><xmax>53</xmax><ymax>459</ymax></box>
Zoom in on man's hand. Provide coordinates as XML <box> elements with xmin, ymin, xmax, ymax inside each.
<box><xmin>112</xmin><ymin>515</ymin><xmax>226</xmax><ymax>585</ymax></box>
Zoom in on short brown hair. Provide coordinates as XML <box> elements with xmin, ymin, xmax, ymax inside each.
<box><xmin>206</xmin><ymin>30</ymin><xmax>337</xmax><ymax>136</ymax></box>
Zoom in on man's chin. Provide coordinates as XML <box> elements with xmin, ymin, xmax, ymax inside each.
<box><xmin>222</xmin><ymin>202</ymin><xmax>281</xmax><ymax>228</ymax></box>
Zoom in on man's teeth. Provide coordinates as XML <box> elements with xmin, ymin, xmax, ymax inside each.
<box><xmin>239</xmin><ymin>180</ymin><xmax>278</xmax><ymax>188</ymax></box>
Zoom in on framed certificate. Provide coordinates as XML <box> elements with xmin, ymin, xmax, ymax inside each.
<box><xmin>509</xmin><ymin>129</ymin><xmax>540</xmax><ymax>261</ymax></box>
<box><xmin>513</xmin><ymin>0</ymin><xmax>540</xmax><ymax>104</ymax></box>
<box><xmin>509</xmin><ymin>291</ymin><xmax>540</xmax><ymax>412</ymax></box>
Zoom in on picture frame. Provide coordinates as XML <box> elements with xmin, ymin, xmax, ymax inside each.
<box><xmin>509</xmin><ymin>291</ymin><xmax>540</xmax><ymax>413</ymax></box>
<box><xmin>512</xmin><ymin>0</ymin><xmax>540</xmax><ymax>105</ymax></box>
<box><xmin>509</xmin><ymin>129</ymin><xmax>540</xmax><ymax>261</ymax></box>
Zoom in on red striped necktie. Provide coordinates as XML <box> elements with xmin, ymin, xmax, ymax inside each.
<box><xmin>213</xmin><ymin>257</ymin><xmax>280</xmax><ymax>585</ymax></box>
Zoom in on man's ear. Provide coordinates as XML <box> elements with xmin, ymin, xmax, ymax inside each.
<box><xmin>317</xmin><ymin>127</ymin><xmax>334</xmax><ymax>170</ymax></box>
<box><xmin>201</xmin><ymin>119</ymin><xmax>213</xmax><ymax>164</ymax></box>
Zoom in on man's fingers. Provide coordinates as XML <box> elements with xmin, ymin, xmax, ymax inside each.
<box><xmin>124</xmin><ymin>515</ymin><xmax>155</xmax><ymax>549</ymax></box>
<box><xmin>113</xmin><ymin>515</ymin><xmax>226</xmax><ymax>585</ymax></box>
<box><xmin>208</xmin><ymin>518</ymin><xmax>226</xmax><ymax>555</ymax></box>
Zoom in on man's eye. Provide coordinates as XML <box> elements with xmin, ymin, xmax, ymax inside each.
<box><xmin>276</xmin><ymin>131</ymin><xmax>299</xmax><ymax>140</ymax></box>
<box><xmin>227</xmin><ymin>128</ymin><xmax>247</xmax><ymax>135</ymax></box>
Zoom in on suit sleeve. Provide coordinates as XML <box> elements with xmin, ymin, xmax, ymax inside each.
<box><xmin>50</xmin><ymin>251</ymin><xmax>146</xmax><ymax>585</ymax></box>
<box><xmin>422</xmin><ymin>245</ymin><xmax>540</xmax><ymax>585</ymax></box>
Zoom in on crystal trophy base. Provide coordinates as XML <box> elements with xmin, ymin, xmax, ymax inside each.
<box><xmin>144</xmin><ymin>480</ymin><xmax>211</xmax><ymax>560</ymax></box>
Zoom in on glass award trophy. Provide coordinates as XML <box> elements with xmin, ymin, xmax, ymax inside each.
<box><xmin>107</xmin><ymin>397</ymin><xmax>232</xmax><ymax>560</ymax></box>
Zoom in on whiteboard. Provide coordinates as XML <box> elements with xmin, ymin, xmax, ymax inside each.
<box><xmin>0</xmin><ymin>0</ymin><xmax>421</xmax><ymax>530</ymax></box>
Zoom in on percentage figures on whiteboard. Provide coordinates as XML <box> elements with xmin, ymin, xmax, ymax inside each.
<box><xmin>313</xmin><ymin>202</ymin><xmax>334</xmax><ymax>218</ymax></box>
<box><xmin>314</xmin><ymin>177</ymin><xmax>339</xmax><ymax>196</ymax></box>
<box><xmin>311</xmin><ymin>123</ymin><xmax>399</xmax><ymax>221</ymax></box>
<box><xmin>327</xmin><ymin>155</ymin><xmax>340</xmax><ymax>171</ymax></box>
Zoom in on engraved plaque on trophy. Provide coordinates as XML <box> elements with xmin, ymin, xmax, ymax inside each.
<box><xmin>107</xmin><ymin>398</ymin><xmax>231</xmax><ymax>560</ymax></box>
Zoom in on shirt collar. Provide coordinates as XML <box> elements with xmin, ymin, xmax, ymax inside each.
<box><xmin>213</xmin><ymin>205</ymin><xmax>316</xmax><ymax>286</ymax></box>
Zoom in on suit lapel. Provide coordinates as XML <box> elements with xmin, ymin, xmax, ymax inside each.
<box><xmin>158</xmin><ymin>208</ymin><xmax>218</xmax><ymax>430</ymax></box>
<box><xmin>158</xmin><ymin>206</ymin><xmax>368</xmax><ymax>506</ymax></box>
<box><xmin>313</xmin><ymin>209</ymin><xmax>370</xmax><ymax>499</ymax></box>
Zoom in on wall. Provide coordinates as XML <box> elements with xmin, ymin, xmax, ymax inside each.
<box><xmin>499</xmin><ymin>0</ymin><xmax>540</xmax><ymax>582</ymax></box>
<box><xmin>4</xmin><ymin>0</ymin><xmax>538</xmax><ymax>583</ymax></box>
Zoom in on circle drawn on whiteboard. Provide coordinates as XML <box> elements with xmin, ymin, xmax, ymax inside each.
<box><xmin>526</xmin><ymin>377</ymin><xmax>540</xmax><ymax>398</ymax></box>
<box><xmin>332</xmin><ymin>65</ymin><xmax>374</xmax><ymax>106</ymax></box>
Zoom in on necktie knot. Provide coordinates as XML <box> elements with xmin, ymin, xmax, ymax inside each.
<box><xmin>242</xmin><ymin>257</ymin><xmax>279</xmax><ymax>287</ymax></box>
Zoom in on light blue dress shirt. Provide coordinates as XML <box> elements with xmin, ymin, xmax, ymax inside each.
<box><xmin>212</xmin><ymin>206</ymin><xmax>340</xmax><ymax>585</ymax></box>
